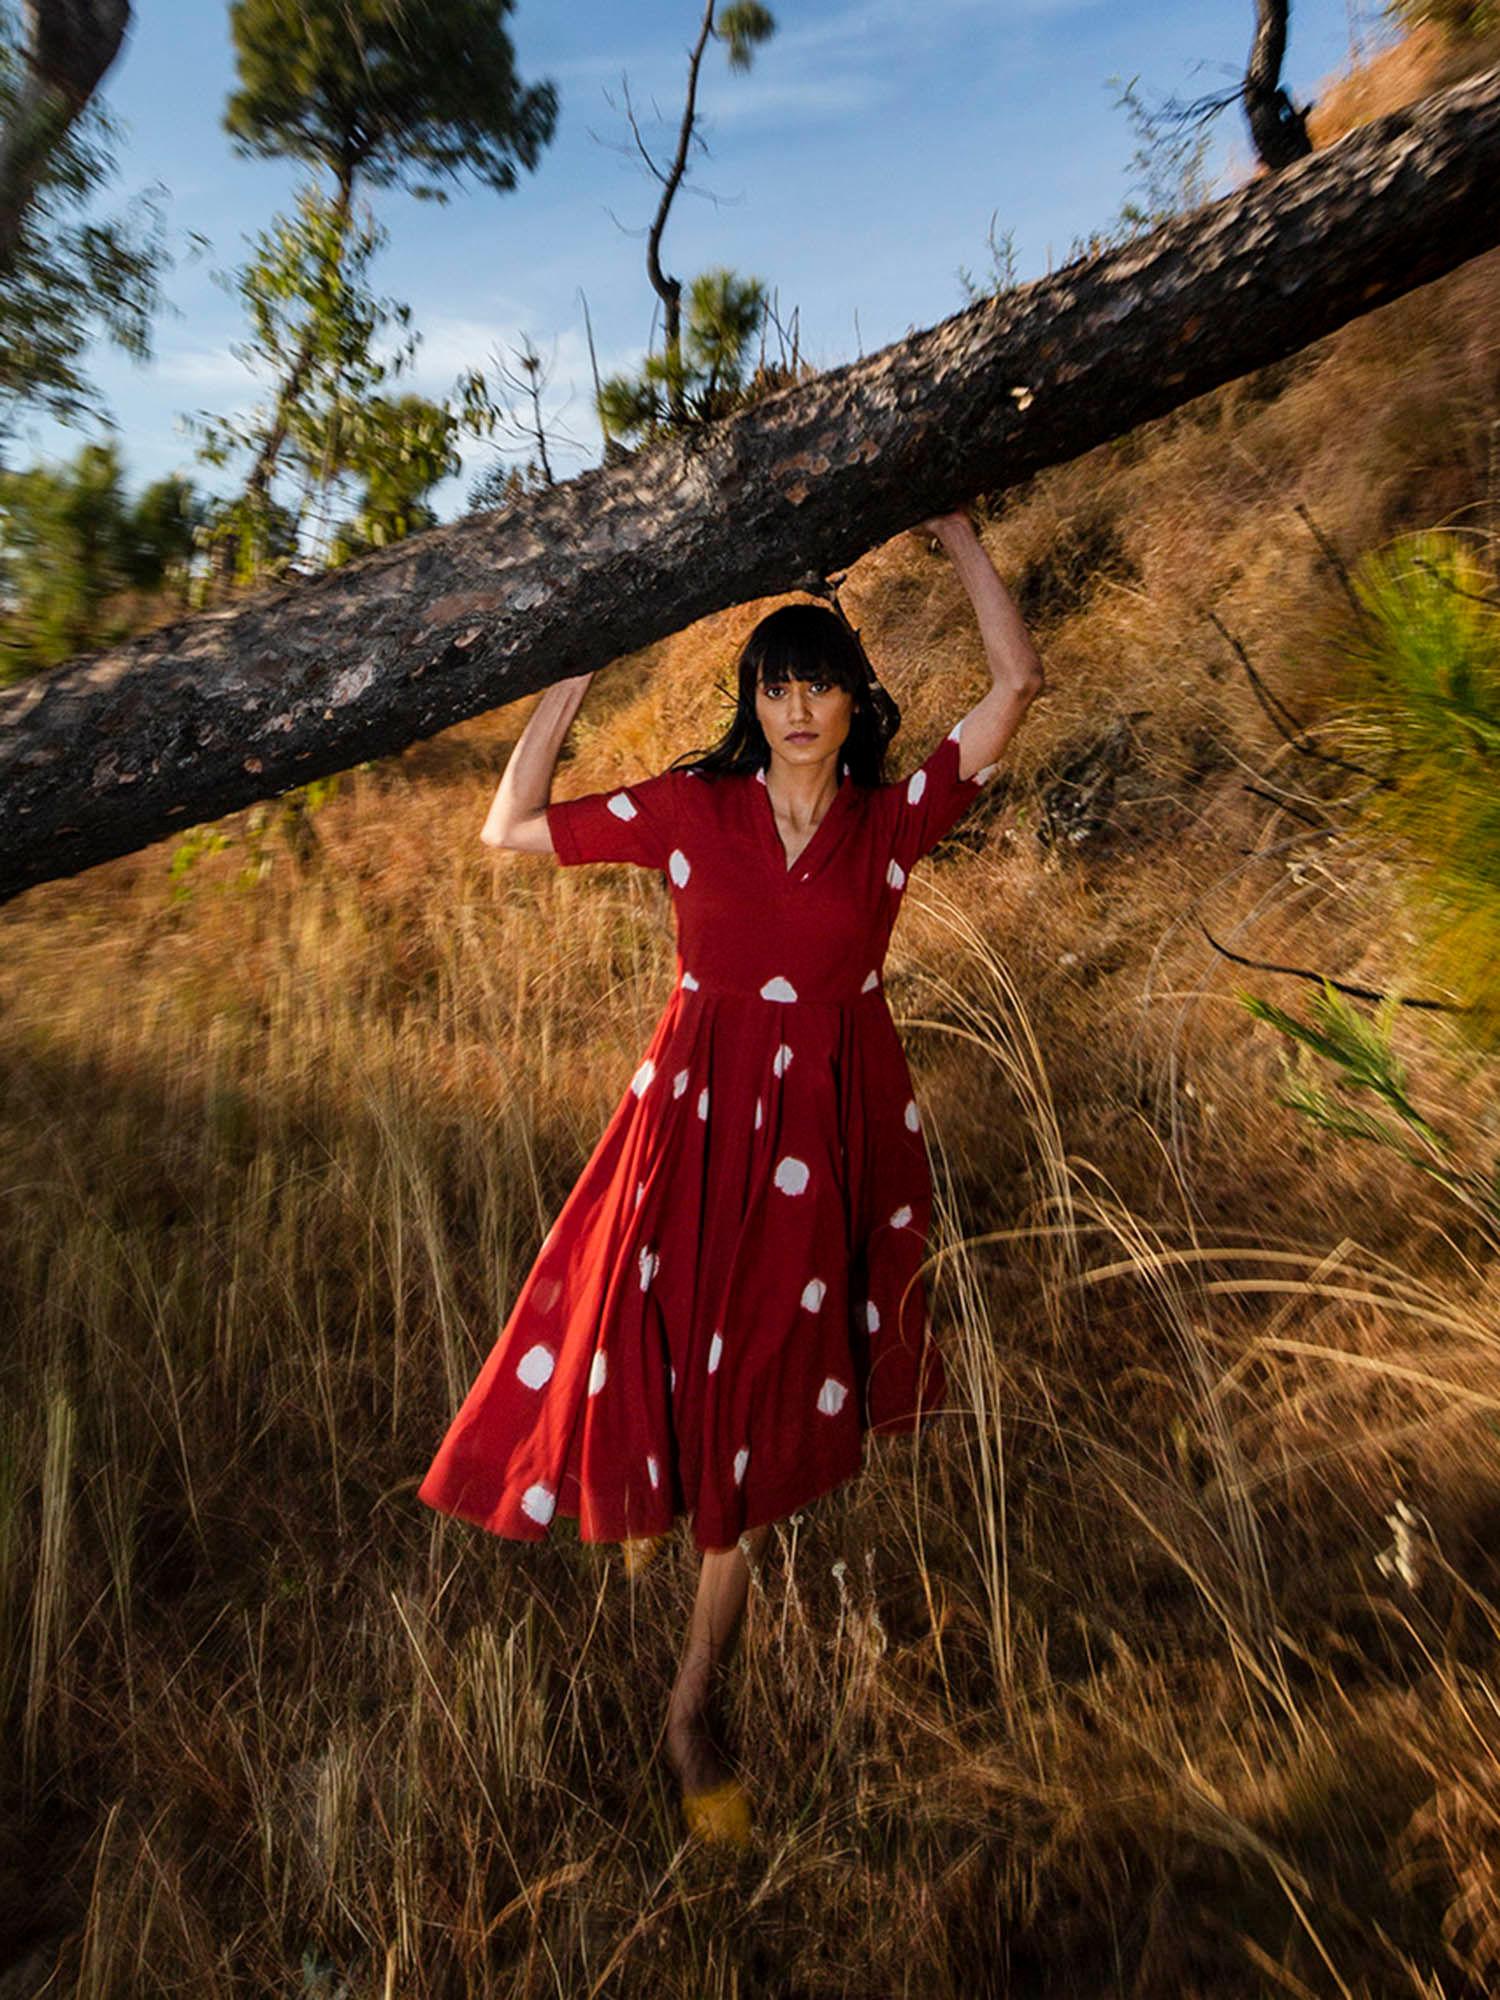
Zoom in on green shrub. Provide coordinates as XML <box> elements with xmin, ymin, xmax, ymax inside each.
<box><xmin>1328</xmin><ymin>530</ymin><xmax>1500</xmax><ymax>1050</ymax></box>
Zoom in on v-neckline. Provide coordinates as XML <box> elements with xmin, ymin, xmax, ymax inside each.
<box><xmin>755</xmin><ymin>762</ymin><xmax>852</xmax><ymax>879</ymax></box>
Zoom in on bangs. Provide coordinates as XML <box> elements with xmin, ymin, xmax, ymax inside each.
<box><xmin>752</xmin><ymin>620</ymin><xmax>866</xmax><ymax>693</ymax></box>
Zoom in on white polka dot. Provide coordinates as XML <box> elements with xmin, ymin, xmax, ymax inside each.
<box><xmin>773</xmin><ymin>1155</ymin><xmax>811</xmax><ymax>1196</ymax></box>
<box><xmin>976</xmin><ymin>761</ymin><xmax>998</xmax><ymax>783</ymax></box>
<box><xmin>754</xmin><ymin>1096</ymin><xmax>763</xmax><ymax>1129</ymax></box>
<box><xmin>865</xmin><ymin>1299</ymin><xmax>881</xmax><ymax>1332</ymax></box>
<box><xmin>904</xmin><ymin>1097</ymin><xmax>920</xmax><ymax>1131</ymax></box>
<box><xmin>733</xmin><ymin>1447</ymin><xmax>749</xmax><ymax>1486</ymax></box>
<box><xmin>681</xmin><ymin>969</ymin><xmax>699</xmax><ymax>990</ymax></box>
<box><xmin>907</xmin><ymin>768</ymin><xmax>927</xmax><ymax>805</ymax></box>
<box><xmin>589</xmin><ymin>1350</ymin><xmax>607</xmax><ymax>1395</ymax></box>
<box><xmin>887</xmin><ymin>859</ymin><xmax>906</xmax><ymax>891</ymax></box>
<box><xmin>638</xmin><ymin>1245</ymin><xmax>659</xmax><ymax>1291</ymax></box>
<box><xmin>890</xmin><ymin>1203</ymin><xmax>913</xmax><ymax>1228</ymax></box>
<box><xmin>708</xmin><ymin>1330</ymin><xmax>723</xmax><ymax>1372</ymax></box>
<box><xmin>521</xmin><ymin>1482</ymin><xmax>555</xmax><ymax>1525</ymax></box>
<box><xmin>534</xmin><ymin>1275</ymin><xmax>562</xmax><ymax>1311</ymax></box>
<box><xmin>631</xmin><ymin>1058</ymin><xmax>655</xmax><ymax>1097</ymax></box>
<box><xmin>668</xmin><ymin>848</ymin><xmax>691</xmax><ymax>887</ymax></box>
<box><xmin>670</xmin><ymin>1364</ymin><xmax>676</xmax><ymax>1392</ymax></box>
<box><xmin>801</xmin><ymin>1277</ymin><xmax>826</xmax><ymax>1312</ymax></box>
<box><xmin>634</xmin><ymin>1179</ymin><xmax>645</xmax><ymax>1207</ymax></box>
<box><xmin>760</xmin><ymin>975</ymin><xmax>798</xmax><ymax>1002</ymax></box>
<box><xmin>672</xmin><ymin>1068</ymin><xmax>690</xmax><ymax>1097</ymax></box>
<box><xmin>755</xmin><ymin>767</ymin><xmax>767</xmax><ymax>785</ymax></box>
<box><xmin>816</xmin><ymin>1377</ymin><xmax>849</xmax><ymax>1416</ymax></box>
<box><xmin>772</xmin><ymin>1042</ymin><xmax>794</xmax><ymax>1077</ymax></box>
<box><xmin>606</xmin><ymin>792</ymin><xmax>638</xmax><ymax>821</ymax></box>
<box><xmin>861</xmin><ymin>969</ymin><xmax>878</xmax><ymax>992</ymax></box>
<box><xmin>697</xmin><ymin>1086</ymin><xmax>709</xmax><ymax>1120</ymax></box>
<box><xmin>517</xmin><ymin>1343</ymin><xmax>554</xmax><ymax>1389</ymax></box>
<box><xmin>948</xmin><ymin>717</ymin><xmax>964</xmax><ymax>742</ymax></box>
<box><xmin>647</xmin><ymin>1453</ymin><xmax>660</xmax><ymax>1489</ymax></box>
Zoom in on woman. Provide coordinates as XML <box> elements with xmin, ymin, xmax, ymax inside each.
<box><xmin>418</xmin><ymin>508</ymin><xmax>1045</xmax><ymax>1844</ymax></box>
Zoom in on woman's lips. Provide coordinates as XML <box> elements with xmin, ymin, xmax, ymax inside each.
<box><xmin>786</xmin><ymin>732</ymin><xmax>816</xmax><ymax>741</ymax></box>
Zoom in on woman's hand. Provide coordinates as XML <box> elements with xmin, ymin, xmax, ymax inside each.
<box><xmin>910</xmin><ymin>508</ymin><xmax>976</xmax><ymax>545</ymax></box>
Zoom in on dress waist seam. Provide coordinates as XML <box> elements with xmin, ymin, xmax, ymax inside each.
<box><xmin>676</xmin><ymin>979</ymin><xmax>885</xmax><ymax>1007</ymax></box>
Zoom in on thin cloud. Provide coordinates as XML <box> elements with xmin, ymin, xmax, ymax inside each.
<box><xmin>696</xmin><ymin>72</ymin><xmax>888</xmax><ymax>126</ymax></box>
<box><xmin>771</xmin><ymin>0</ymin><xmax>1104</xmax><ymax>64</ymax></box>
<box><xmin>153</xmin><ymin>345</ymin><xmax>256</xmax><ymax>394</ymax></box>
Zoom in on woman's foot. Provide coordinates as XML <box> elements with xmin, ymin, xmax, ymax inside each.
<box><xmin>621</xmin><ymin>1533</ymin><xmax>663</xmax><ymax>1577</ymax></box>
<box><xmin>679</xmin><ymin>1773</ymin><xmax>752</xmax><ymax>1846</ymax></box>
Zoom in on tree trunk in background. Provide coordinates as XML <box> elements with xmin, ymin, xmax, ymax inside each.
<box><xmin>3</xmin><ymin>60</ymin><xmax>1500</xmax><ymax>905</ymax></box>
<box><xmin>208</xmin><ymin>161</ymin><xmax>358</xmax><ymax>595</ymax></box>
<box><xmin>1245</xmin><ymin>0</ymin><xmax>1313</xmax><ymax>171</ymax></box>
<box><xmin>0</xmin><ymin>0</ymin><xmax>131</xmax><ymax>273</ymax></box>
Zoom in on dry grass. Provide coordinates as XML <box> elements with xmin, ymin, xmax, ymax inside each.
<box><xmin>3</xmin><ymin>29</ymin><xmax>1500</xmax><ymax>1999</ymax></box>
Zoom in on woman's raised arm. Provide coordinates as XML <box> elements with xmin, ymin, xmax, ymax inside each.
<box><xmin>480</xmin><ymin>671</ymin><xmax>597</xmax><ymax>854</ymax></box>
<box><xmin>914</xmin><ymin>511</ymin><xmax>1046</xmax><ymax>779</ymax></box>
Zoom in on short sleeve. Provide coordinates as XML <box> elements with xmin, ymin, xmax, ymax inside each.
<box><xmin>884</xmin><ymin>727</ymin><xmax>991</xmax><ymax>872</ymax></box>
<box><xmin>545</xmin><ymin>767</ymin><xmax>680</xmax><ymax>870</ymax></box>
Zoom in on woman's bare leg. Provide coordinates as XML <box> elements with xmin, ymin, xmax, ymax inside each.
<box><xmin>665</xmin><ymin>1522</ymin><xmax>773</xmax><ymax>1792</ymax></box>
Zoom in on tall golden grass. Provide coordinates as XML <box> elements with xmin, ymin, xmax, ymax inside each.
<box><xmin>3</xmin><ymin>30</ymin><xmax>1500</xmax><ymax>1997</ymax></box>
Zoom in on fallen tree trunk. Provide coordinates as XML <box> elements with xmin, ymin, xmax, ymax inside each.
<box><xmin>3</xmin><ymin>60</ymin><xmax>1499</xmax><ymax>905</ymax></box>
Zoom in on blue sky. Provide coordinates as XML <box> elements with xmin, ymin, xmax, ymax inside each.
<box><xmin>16</xmin><ymin>0</ymin><xmax>1394</xmax><ymax>519</ymax></box>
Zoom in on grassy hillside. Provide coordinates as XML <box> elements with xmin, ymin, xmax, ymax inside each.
<box><xmin>2</xmin><ymin>23</ymin><xmax>1499</xmax><ymax>1997</ymax></box>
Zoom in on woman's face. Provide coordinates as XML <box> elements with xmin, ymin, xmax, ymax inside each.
<box><xmin>753</xmin><ymin>668</ymin><xmax>855</xmax><ymax>772</ymax></box>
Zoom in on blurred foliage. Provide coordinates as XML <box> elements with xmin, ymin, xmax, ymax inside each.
<box><xmin>1329</xmin><ymin>531</ymin><xmax>1500</xmax><ymax>1049</ymax></box>
<box><xmin>0</xmin><ymin>441</ymin><xmax>206</xmax><ymax>682</ymax></box>
<box><xmin>1243</xmin><ymin>530</ymin><xmax>1499</xmax><ymax>1234</ymax></box>
<box><xmin>195</xmin><ymin>0</ymin><xmax>556</xmax><ymax>579</ymax></box>
<box><xmin>184</xmin><ymin>182</ymin><xmax>420</xmax><ymax>573</ymax></box>
<box><xmin>0</xmin><ymin>3</ymin><xmax>170</xmax><ymax>451</ymax></box>
<box><xmin>714</xmin><ymin>2</ymin><xmax>777</xmax><ymax>71</ymax></box>
<box><xmin>1383</xmin><ymin>0</ymin><xmax>1499</xmax><ymax>34</ymax></box>
<box><xmin>466</xmin><ymin>455</ymin><xmax>552</xmax><ymax>515</ymax></box>
<box><xmin>166</xmin><ymin>773</ymin><xmax>346</xmax><ymax>903</ymax></box>
<box><xmin>323</xmin><ymin>389</ymin><xmax>475</xmax><ymax>562</ymax></box>
<box><xmin>224</xmin><ymin>0</ymin><xmax>559</xmax><ymax>202</ymax></box>
<box><xmin>182</xmin><ymin>180</ymin><xmax>499</xmax><ymax>577</ymax></box>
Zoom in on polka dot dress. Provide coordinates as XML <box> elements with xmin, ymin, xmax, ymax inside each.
<box><xmin>417</xmin><ymin>722</ymin><xmax>997</xmax><ymax>1553</ymax></box>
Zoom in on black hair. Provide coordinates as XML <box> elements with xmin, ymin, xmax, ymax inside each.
<box><xmin>667</xmin><ymin>600</ymin><xmax>902</xmax><ymax>787</ymax></box>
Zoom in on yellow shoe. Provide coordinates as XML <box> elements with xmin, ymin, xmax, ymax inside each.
<box><xmin>680</xmin><ymin>1775</ymin><xmax>752</xmax><ymax>1847</ymax></box>
<box><xmin>621</xmin><ymin>1533</ymin><xmax>663</xmax><ymax>1577</ymax></box>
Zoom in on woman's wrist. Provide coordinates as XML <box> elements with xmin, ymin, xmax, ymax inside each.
<box><xmin>917</xmin><ymin>508</ymin><xmax>977</xmax><ymax>549</ymax></box>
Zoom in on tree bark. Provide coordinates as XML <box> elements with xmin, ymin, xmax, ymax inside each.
<box><xmin>3</xmin><ymin>60</ymin><xmax>1500</xmax><ymax>906</ymax></box>
<box><xmin>0</xmin><ymin>0</ymin><xmax>131</xmax><ymax>274</ymax></box>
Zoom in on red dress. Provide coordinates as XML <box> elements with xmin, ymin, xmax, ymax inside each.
<box><xmin>417</xmin><ymin>720</ymin><xmax>994</xmax><ymax>1551</ymax></box>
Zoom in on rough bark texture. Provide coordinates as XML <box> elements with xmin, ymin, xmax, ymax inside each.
<box><xmin>4</xmin><ymin>60</ymin><xmax>1500</xmax><ymax>905</ymax></box>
